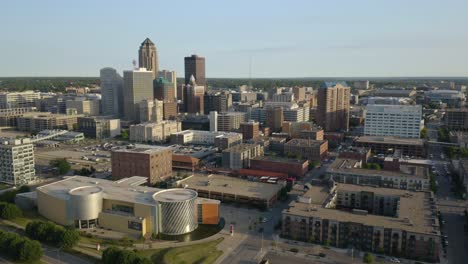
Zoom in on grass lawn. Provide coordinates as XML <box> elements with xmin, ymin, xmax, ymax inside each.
<box><xmin>138</xmin><ymin>237</ymin><xmax>224</xmax><ymax>264</ymax></box>
<box><xmin>9</xmin><ymin>209</ymin><xmax>48</xmax><ymax>228</ymax></box>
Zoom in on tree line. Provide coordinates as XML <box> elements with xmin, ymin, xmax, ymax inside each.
<box><xmin>25</xmin><ymin>221</ymin><xmax>80</xmax><ymax>249</ymax></box>
<box><xmin>0</xmin><ymin>229</ymin><xmax>43</xmax><ymax>262</ymax></box>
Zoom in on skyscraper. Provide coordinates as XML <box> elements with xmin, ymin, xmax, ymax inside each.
<box><xmin>100</xmin><ymin>68</ymin><xmax>123</xmax><ymax>116</ymax></box>
<box><xmin>158</xmin><ymin>70</ymin><xmax>177</xmax><ymax>99</ymax></box>
<box><xmin>123</xmin><ymin>68</ymin><xmax>154</xmax><ymax>122</ymax></box>
<box><xmin>138</xmin><ymin>38</ymin><xmax>158</xmax><ymax>79</ymax></box>
<box><xmin>185</xmin><ymin>75</ymin><xmax>205</xmax><ymax>114</ymax></box>
<box><xmin>316</xmin><ymin>82</ymin><xmax>350</xmax><ymax>132</ymax></box>
<box><xmin>154</xmin><ymin>77</ymin><xmax>175</xmax><ymax>103</ymax></box>
<box><xmin>184</xmin><ymin>55</ymin><xmax>206</xmax><ymax>86</ymax></box>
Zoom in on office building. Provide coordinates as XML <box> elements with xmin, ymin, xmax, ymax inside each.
<box><xmin>282</xmin><ymin>121</ymin><xmax>322</xmax><ymax>139</ymax></box>
<box><xmin>0</xmin><ymin>91</ymin><xmax>41</xmax><ymax>109</ymax></box>
<box><xmin>112</xmin><ymin>145</ymin><xmax>172</xmax><ymax>184</ymax></box>
<box><xmin>157</xmin><ymin>70</ymin><xmax>177</xmax><ymax>99</ymax></box>
<box><xmin>266</xmin><ymin>106</ymin><xmax>283</xmax><ymax>132</ymax></box>
<box><xmin>100</xmin><ymin>67</ymin><xmax>123</xmax><ymax>116</ymax></box>
<box><xmin>282</xmin><ymin>184</ymin><xmax>440</xmax><ymax>263</ymax></box>
<box><xmin>138</xmin><ymin>38</ymin><xmax>158</xmax><ymax>79</ymax></box>
<box><xmin>184</xmin><ymin>54</ymin><xmax>205</xmax><ymax>86</ymax></box>
<box><xmin>139</xmin><ymin>99</ymin><xmax>163</xmax><ymax>123</ymax></box>
<box><xmin>292</xmin><ymin>87</ymin><xmax>306</xmax><ymax>102</ymax></box>
<box><xmin>239</xmin><ymin>120</ymin><xmax>260</xmax><ymax>140</ymax></box>
<box><xmin>204</xmin><ymin>92</ymin><xmax>232</xmax><ymax>114</ymax></box>
<box><xmin>374</xmin><ymin>89</ymin><xmax>416</xmax><ymax>98</ymax></box>
<box><xmin>209</xmin><ymin>111</ymin><xmax>218</xmax><ymax>132</ymax></box>
<box><xmin>316</xmin><ymin>82</ymin><xmax>350</xmax><ymax>132</ymax></box>
<box><xmin>445</xmin><ymin>108</ymin><xmax>468</xmax><ymax>130</ymax></box>
<box><xmin>184</xmin><ymin>76</ymin><xmax>205</xmax><ymax>114</ymax></box>
<box><xmin>0</xmin><ymin>139</ymin><xmax>35</xmax><ymax>185</ymax></box>
<box><xmin>354</xmin><ymin>136</ymin><xmax>426</xmax><ymax>157</ymax></box>
<box><xmin>17</xmin><ymin>112</ymin><xmax>81</xmax><ymax>132</ymax></box>
<box><xmin>163</xmin><ymin>101</ymin><xmax>178</xmax><ymax>120</ymax></box>
<box><xmin>181</xmin><ymin>114</ymin><xmax>210</xmax><ymax>131</ymax></box>
<box><xmin>364</xmin><ymin>104</ymin><xmax>423</xmax><ymax>138</ymax></box>
<box><xmin>32</xmin><ymin>176</ymin><xmax>219</xmax><ymax>236</ymax></box>
<box><xmin>0</xmin><ymin>107</ymin><xmax>37</xmax><ymax>127</ymax></box>
<box><xmin>353</xmin><ymin>80</ymin><xmax>370</xmax><ymax>89</ymax></box>
<box><xmin>129</xmin><ymin>121</ymin><xmax>182</xmax><ymax>143</ymax></box>
<box><xmin>222</xmin><ymin>144</ymin><xmax>264</xmax><ymax>170</ymax></box>
<box><xmin>250</xmin><ymin>156</ymin><xmax>308</xmax><ymax>178</ymax></box>
<box><xmin>123</xmin><ymin>68</ymin><xmax>154</xmax><ymax>122</ymax></box>
<box><xmin>171</xmin><ymin>130</ymin><xmax>242</xmax><ymax>150</ymax></box>
<box><xmin>66</xmin><ymin>98</ymin><xmax>100</xmax><ymax>116</ymax></box>
<box><xmin>217</xmin><ymin>112</ymin><xmax>245</xmax><ymax>132</ymax></box>
<box><xmin>77</xmin><ymin>116</ymin><xmax>121</xmax><ymax>140</ymax></box>
<box><xmin>180</xmin><ymin>174</ymin><xmax>282</xmax><ymax>208</ymax></box>
<box><xmin>153</xmin><ymin>77</ymin><xmax>175</xmax><ymax>102</ymax></box>
<box><xmin>283</xmin><ymin>139</ymin><xmax>328</xmax><ymax>161</ymax></box>
<box><xmin>272</xmin><ymin>93</ymin><xmax>294</xmax><ymax>102</ymax></box>
<box><xmin>424</xmin><ymin>90</ymin><xmax>465</xmax><ymax>107</ymax></box>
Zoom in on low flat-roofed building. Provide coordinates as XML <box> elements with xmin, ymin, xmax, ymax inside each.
<box><xmin>354</xmin><ymin>136</ymin><xmax>426</xmax><ymax>158</ymax></box>
<box><xmin>130</xmin><ymin>121</ymin><xmax>182</xmax><ymax>143</ymax></box>
<box><xmin>169</xmin><ymin>144</ymin><xmax>217</xmax><ymax>160</ymax></box>
<box><xmin>0</xmin><ymin>107</ymin><xmax>37</xmax><ymax>127</ymax></box>
<box><xmin>338</xmin><ymin>147</ymin><xmax>371</xmax><ymax>164</ymax></box>
<box><xmin>180</xmin><ymin>174</ymin><xmax>283</xmax><ymax>208</ymax></box>
<box><xmin>250</xmin><ymin>156</ymin><xmax>309</xmax><ymax>178</ymax></box>
<box><xmin>326</xmin><ymin>158</ymin><xmax>430</xmax><ymax>191</ymax></box>
<box><xmin>170</xmin><ymin>130</ymin><xmax>242</xmax><ymax>150</ymax></box>
<box><xmin>17</xmin><ymin>112</ymin><xmax>82</xmax><ymax>132</ymax></box>
<box><xmin>282</xmin><ymin>183</ymin><xmax>440</xmax><ymax>263</ymax></box>
<box><xmin>172</xmin><ymin>154</ymin><xmax>200</xmax><ymax>171</ymax></box>
<box><xmin>31</xmin><ymin>176</ymin><xmax>219</xmax><ymax>237</ymax></box>
<box><xmin>77</xmin><ymin>116</ymin><xmax>121</xmax><ymax>140</ymax></box>
<box><xmin>283</xmin><ymin>138</ymin><xmax>328</xmax><ymax>161</ymax></box>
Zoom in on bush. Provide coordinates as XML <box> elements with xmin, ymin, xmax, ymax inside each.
<box><xmin>0</xmin><ymin>202</ymin><xmax>22</xmax><ymax>220</ymax></box>
<box><xmin>363</xmin><ymin>252</ymin><xmax>375</xmax><ymax>264</ymax></box>
<box><xmin>102</xmin><ymin>246</ymin><xmax>151</xmax><ymax>264</ymax></box>
<box><xmin>25</xmin><ymin>220</ymin><xmax>80</xmax><ymax>249</ymax></box>
<box><xmin>0</xmin><ymin>230</ymin><xmax>43</xmax><ymax>262</ymax></box>
<box><xmin>50</xmin><ymin>158</ymin><xmax>71</xmax><ymax>175</ymax></box>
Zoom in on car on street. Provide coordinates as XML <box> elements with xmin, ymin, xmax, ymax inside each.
<box><xmin>390</xmin><ymin>258</ymin><xmax>401</xmax><ymax>263</ymax></box>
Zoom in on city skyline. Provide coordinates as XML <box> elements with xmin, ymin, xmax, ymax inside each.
<box><xmin>1</xmin><ymin>0</ymin><xmax>468</xmax><ymax>78</ymax></box>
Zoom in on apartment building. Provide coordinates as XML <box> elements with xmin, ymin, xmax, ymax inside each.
<box><xmin>282</xmin><ymin>184</ymin><xmax>440</xmax><ymax>263</ymax></box>
<box><xmin>0</xmin><ymin>139</ymin><xmax>35</xmax><ymax>185</ymax></box>
<box><xmin>0</xmin><ymin>91</ymin><xmax>41</xmax><ymax>109</ymax></box>
<box><xmin>217</xmin><ymin>112</ymin><xmax>245</xmax><ymax>132</ymax></box>
<box><xmin>222</xmin><ymin>144</ymin><xmax>264</xmax><ymax>170</ymax></box>
<box><xmin>316</xmin><ymin>82</ymin><xmax>350</xmax><ymax>132</ymax></box>
<box><xmin>239</xmin><ymin>120</ymin><xmax>260</xmax><ymax>140</ymax></box>
<box><xmin>17</xmin><ymin>112</ymin><xmax>82</xmax><ymax>132</ymax></box>
<box><xmin>0</xmin><ymin>107</ymin><xmax>37</xmax><ymax>127</ymax></box>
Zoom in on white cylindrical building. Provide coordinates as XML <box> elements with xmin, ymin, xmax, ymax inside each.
<box><xmin>69</xmin><ymin>186</ymin><xmax>103</xmax><ymax>228</ymax></box>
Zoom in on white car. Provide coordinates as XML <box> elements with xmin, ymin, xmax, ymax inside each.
<box><xmin>390</xmin><ymin>258</ymin><xmax>401</xmax><ymax>263</ymax></box>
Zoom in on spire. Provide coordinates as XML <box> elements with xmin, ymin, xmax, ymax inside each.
<box><xmin>141</xmin><ymin>38</ymin><xmax>154</xmax><ymax>46</ymax></box>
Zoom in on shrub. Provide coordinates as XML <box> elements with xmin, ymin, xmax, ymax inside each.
<box><xmin>0</xmin><ymin>202</ymin><xmax>22</xmax><ymax>219</ymax></box>
<box><xmin>25</xmin><ymin>220</ymin><xmax>80</xmax><ymax>249</ymax></box>
<box><xmin>0</xmin><ymin>230</ymin><xmax>43</xmax><ymax>262</ymax></box>
<box><xmin>102</xmin><ymin>247</ymin><xmax>151</xmax><ymax>264</ymax></box>
<box><xmin>363</xmin><ymin>252</ymin><xmax>375</xmax><ymax>264</ymax></box>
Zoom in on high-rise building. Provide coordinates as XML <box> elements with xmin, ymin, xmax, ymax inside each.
<box><xmin>0</xmin><ymin>139</ymin><xmax>35</xmax><ymax>185</ymax></box>
<box><xmin>204</xmin><ymin>92</ymin><xmax>232</xmax><ymax>114</ymax></box>
<box><xmin>240</xmin><ymin>120</ymin><xmax>260</xmax><ymax>140</ymax></box>
<box><xmin>316</xmin><ymin>82</ymin><xmax>350</xmax><ymax>132</ymax></box>
<box><xmin>209</xmin><ymin>111</ymin><xmax>218</xmax><ymax>132</ymax></box>
<box><xmin>158</xmin><ymin>70</ymin><xmax>177</xmax><ymax>99</ymax></box>
<box><xmin>123</xmin><ymin>68</ymin><xmax>154</xmax><ymax>122</ymax></box>
<box><xmin>292</xmin><ymin>87</ymin><xmax>306</xmax><ymax>102</ymax></box>
<box><xmin>163</xmin><ymin>102</ymin><xmax>178</xmax><ymax>120</ymax></box>
<box><xmin>138</xmin><ymin>38</ymin><xmax>158</xmax><ymax>79</ymax></box>
<box><xmin>65</xmin><ymin>99</ymin><xmax>100</xmax><ymax>116</ymax></box>
<box><xmin>266</xmin><ymin>106</ymin><xmax>284</xmax><ymax>132</ymax></box>
<box><xmin>139</xmin><ymin>99</ymin><xmax>164</xmax><ymax>123</ymax></box>
<box><xmin>364</xmin><ymin>104</ymin><xmax>423</xmax><ymax>138</ymax></box>
<box><xmin>185</xmin><ymin>76</ymin><xmax>205</xmax><ymax>114</ymax></box>
<box><xmin>111</xmin><ymin>145</ymin><xmax>172</xmax><ymax>185</ymax></box>
<box><xmin>154</xmin><ymin>77</ymin><xmax>175</xmax><ymax>103</ymax></box>
<box><xmin>100</xmin><ymin>67</ymin><xmax>123</xmax><ymax>116</ymax></box>
<box><xmin>184</xmin><ymin>55</ymin><xmax>206</xmax><ymax>86</ymax></box>
<box><xmin>217</xmin><ymin>112</ymin><xmax>245</xmax><ymax>132</ymax></box>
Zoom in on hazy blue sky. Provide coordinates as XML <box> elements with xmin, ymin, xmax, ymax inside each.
<box><xmin>1</xmin><ymin>0</ymin><xmax>467</xmax><ymax>77</ymax></box>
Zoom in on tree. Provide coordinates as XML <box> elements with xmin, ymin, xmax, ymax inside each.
<box><xmin>102</xmin><ymin>247</ymin><xmax>150</xmax><ymax>264</ymax></box>
<box><xmin>0</xmin><ymin>230</ymin><xmax>43</xmax><ymax>262</ymax></box>
<box><xmin>420</xmin><ymin>127</ymin><xmax>428</xmax><ymax>139</ymax></box>
<box><xmin>363</xmin><ymin>252</ymin><xmax>375</xmax><ymax>264</ymax></box>
<box><xmin>50</xmin><ymin>158</ymin><xmax>71</xmax><ymax>175</ymax></box>
<box><xmin>17</xmin><ymin>239</ymin><xmax>43</xmax><ymax>262</ymax></box>
<box><xmin>121</xmin><ymin>129</ymin><xmax>129</xmax><ymax>140</ymax></box>
<box><xmin>0</xmin><ymin>202</ymin><xmax>23</xmax><ymax>220</ymax></box>
<box><xmin>58</xmin><ymin>229</ymin><xmax>80</xmax><ymax>249</ymax></box>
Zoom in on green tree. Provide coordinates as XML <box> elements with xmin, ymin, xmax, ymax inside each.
<box><xmin>121</xmin><ymin>129</ymin><xmax>129</xmax><ymax>140</ymax></box>
<box><xmin>17</xmin><ymin>239</ymin><xmax>43</xmax><ymax>262</ymax></box>
<box><xmin>50</xmin><ymin>158</ymin><xmax>71</xmax><ymax>175</ymax></box>
<box><xmin>0</xmin><ymin>202</ymin><xmax>23</xmax><ymax>220</ymax></box>
<box><xmin>363</xmin><ymin>252</ymin><xmax>375</xmax><ymax>264</ymax></box>
<box><xmin>58</xmin><ymin>229</ymin><xmax>80</xmax><ymax>249</ymax></box>
<box><xmin>420</xmin><ymin>127</ymin><xmax>428</xmax><ymax>139</ymax></box>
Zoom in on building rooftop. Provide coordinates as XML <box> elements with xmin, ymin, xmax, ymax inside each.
<box><xmin>180</xmin><ymin>174</ymin><xmax>283</xmax><ymax>200</ymax></box>
<box><xmin>320</xmin><ymin>81</ymin><xmax>348</xmax><ymax>89</ymax></box>
<box><xmin>252</xmin><ymin>155</ymin><xmax>307</xmax><ymax>164</ymax></box>
<box><xmin>355</xmin><ymin>136</ymin><xmax>425</xmax><ymax>146</ymax></box>
<box><xmin>223</xmin><ymin>143</ymin><xmax>259</xmax><ymax>153</ymax></box>
<box><xmin>112</xmin><ymin>144</ymin><xmax>171</xmax><ymax>154</ymax></box>
<box><xmin>285</xmin><ymin>183</ymin><xmax>439</xmax><ymax>235</ymax></box>
<box><xmin>285</xmin><ymin>138</ymin><xmax>326</xmax><ymax>147</ymax></box>
<box><xmin>328</xmin><ymin>158</ymin><xmax>429</xmax><ymax>180</ymax></box>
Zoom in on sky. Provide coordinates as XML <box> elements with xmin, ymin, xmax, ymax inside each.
<box><xmin>1</xmin><ymin>0</ymin><xmax>468</xmax><ymax>78</ymax></box>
